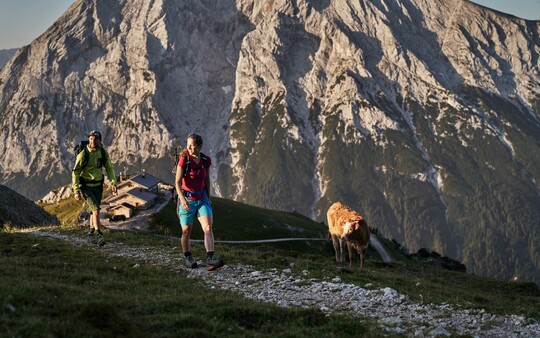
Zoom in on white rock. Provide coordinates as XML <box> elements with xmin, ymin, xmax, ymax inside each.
<box><xmin>429</xmin><ymin>326</ymin><xmax>451</xmax><ymax>337</ymax></box>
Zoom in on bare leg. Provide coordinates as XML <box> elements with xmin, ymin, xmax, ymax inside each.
<box><xmin>198</xmin><ymin>215</ymin><xmax>214</xmax><ymax>252</ymax></box>
<box><xmin>91</xmin><ymin>210</ymin><xmax>100</xmax><ymax>231</ymax></box>
<box><xmin>181</xmin><ymin>225</ymin><xmax>192</xmax><ymax>253</ymax></box>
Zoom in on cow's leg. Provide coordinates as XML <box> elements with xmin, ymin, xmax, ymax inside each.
<box><xmin>360</xmin><ymin>247</ymin><xmax>367</xmax><ymax>269</ymax></box>
<box><xmin>331</xmin><ymin>235</ymin><xmax>340</xmax><ymax>262</ymax></box>
<box><xmin>338</xmin><ymin>238</ymin><xmax>345</xmax><ymax>263</ymax></box>
<box><xmin>347</xmin><ymin>242</ymin><xmax>354</xmax><ymax>267</ymax></box>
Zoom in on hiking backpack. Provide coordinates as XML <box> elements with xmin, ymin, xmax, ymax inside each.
<box><xmin>181</xmin><ymin>152</ymin><xmax>209</xmax><ymax>177</ymax></box>
<box><xmin>171</xmin><ymin>148</ymin><xmax>209</xmax><ymax>203</ymax></box>
<box><xmin>74</xmin><ymin>140</ymin><xmax>107</xmax><ymax>170</ymax></box>
<box><xmin>171</xmin><ymin>147</ymin><xmax>209</xmax><ymax>176</ymax></box>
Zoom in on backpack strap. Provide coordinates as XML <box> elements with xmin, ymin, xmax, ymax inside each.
<box><xmin>182</xmin><ymin>153</ymin><xmax>209</xmax><ymax>177</ymax></box>
<box><xmin>200</xmin><ymin>153</ymin><xmax>209</xmax><ymax>169</ymax></box>
<box><xmin>80</xmin><ymin>146</ymin><xmax>107</xmax><ymax>169</ymax></box>
<box><xmin>81</xmin><ymin>147</ymin><xmax>90</xmax><ymax>169</ymax></box>
<box><xmin>100</xmin><ymin>147</ymin><xmax>107</xmax><ymax>164</ymax></box>
<box><xmin>182</xmin><ymin>155</ymin><xmax>191</xmax><ymax>177</ymax></box>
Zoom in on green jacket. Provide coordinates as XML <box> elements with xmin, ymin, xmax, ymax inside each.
<box><xmin>72</xmin><ymin>144</ymin><xmax>117</xmax><ymax>193</ymax></box>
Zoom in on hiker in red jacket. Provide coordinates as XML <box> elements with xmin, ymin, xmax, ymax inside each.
<box><xmin>175</xmin><ymin>133</ymin><xmax>224</xmax><ymax>271</ymax></box>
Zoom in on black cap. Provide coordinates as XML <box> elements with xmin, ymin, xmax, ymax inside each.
<box><xmin>88</xmin><ymin>130</ymin><xmax>102</xmax><ymax>140</ymax></box>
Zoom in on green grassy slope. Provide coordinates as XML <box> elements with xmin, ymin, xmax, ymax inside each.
<box><xmin>151</xmin><ymin>197</ymin><xmax>327</xmax><ymax>240</ymax></box>
<box><xmin>34</xmin><ymin>195</ymin><xmax>540</xmax><ymax>322</ymax></box>
<box><xmin>0</xmin><ymin>231</ymin><xmax>378</xmax><ymax>337</ymax></box>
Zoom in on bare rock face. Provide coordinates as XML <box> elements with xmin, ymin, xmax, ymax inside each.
<box><xmin>0</xmin><ymin>48</ymin><xmax>18</xmax><ymax>68</ymax></box>
<box><xmin>0</xmin><ymin>0</ymin><xmax>539</xmax><ymax>284</ymax></box>
<box><xmin>38</xmin><ymin>186</ymin><xmax>74</xmax><ymax>204</ymax></box>
<box><xmin>0</xmin><ymin>0</ymin><xmax>251</xmax><ymax>194</ymax></box>
<box><xmin>0</xmin><ymin>185</ymin><xmax>60</xmax><ymax>229</ymax></box>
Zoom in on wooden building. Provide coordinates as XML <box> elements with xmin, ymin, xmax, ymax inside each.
<box><xmin>109</xmin><ymin>202</ymin><xmax>136</xmax><ymax>218</ymax></box>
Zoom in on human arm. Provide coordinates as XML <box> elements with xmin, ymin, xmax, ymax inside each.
<box><xmin>204</xmin><ymin>155</ymin><xmax>212</xmax><ymax>203</ymax></box>
<box><xmin>204</xmin><ymin>172</ymin><xmax>211</xmax><ymax>204</ymax></box>
<box><xmin>175</xmin><ymin>160</ymin><xmax>189</xmax><ymax>210</ymax></box>
<box><xmin>103</xmin><ymin>149</ymin><xmax>118</xmax><ymax>193</ymax></box>
<box><xmin>72</xmin><ymin>151</ymin><xmax>84</xmax><ymax>199</ymax></box>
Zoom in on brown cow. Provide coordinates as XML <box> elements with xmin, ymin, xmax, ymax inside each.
<box><xmin>327</xmin><ymin>201</ymin><xmax>370</xmax><ymax>268</ymax></box>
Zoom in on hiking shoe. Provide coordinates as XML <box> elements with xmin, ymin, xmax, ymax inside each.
<box><xmin>95</xmin><ymin>232</ymin><xmax>106</xmax><ymax>247</ymax></box>
<box><xmin>185</xmin><ymin>255</ymin><xmax>198</xmax><ymax>269</ymax></box>
<box><xmin>207</xmin><ymin>254</ymin><xmax>224</xmax><ymax>271</ymax></box>
<box><xmin>86</xmin><ymin>232</ymin><xmax>95</xmax><ymax>244</ymax></box>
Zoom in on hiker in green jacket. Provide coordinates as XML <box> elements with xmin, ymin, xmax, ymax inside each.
<box><xmin>72</xmin><ymin>130</ymin><xmax>118</xmax><ymax>246</ymax></box>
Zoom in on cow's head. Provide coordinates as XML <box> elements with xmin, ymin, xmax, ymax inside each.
<box><xmin>341</xmin><ymin>220</ymin><xmax>362</xmax><ymax>240</ymax></box>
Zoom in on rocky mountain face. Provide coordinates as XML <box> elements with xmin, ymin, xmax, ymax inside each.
<box><xmin>0</xmin><ymin>0</ymin><xmax>539</xmax><ymax>284</ymax></box>
<box><xmin>0</xmin><ymin>49</ymin><xmax>18</xmax><ymax>69</ymax></box>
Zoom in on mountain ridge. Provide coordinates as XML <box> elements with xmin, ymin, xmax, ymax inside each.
<box><xmin>0</xmin><ymin>48</ymin><xmax>18</xmax><ymax>69</ymax></box>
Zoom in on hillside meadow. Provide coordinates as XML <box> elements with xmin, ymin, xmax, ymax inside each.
<box><xmin>0</xmin><ymin>197</ymin><xmax>538</xmax><ymax>336</ymax></box>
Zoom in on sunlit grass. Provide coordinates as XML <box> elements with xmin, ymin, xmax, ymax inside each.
<box><xmin>10</xmin><ymin>195</ymin><xmax>539</xmax><ymax>337</ymax></box>
<box><xmin>0</xmin><ymin>231</ymin><xmax>380</xmax><ymax>337</ymax></box>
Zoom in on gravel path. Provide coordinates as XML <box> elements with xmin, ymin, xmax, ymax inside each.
<box><xmin>28</xmin><ymin>229</ymin><xmax>540</xmax><ymax>337</ymax></box>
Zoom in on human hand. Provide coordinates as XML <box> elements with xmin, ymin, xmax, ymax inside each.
<box><xmin>181</xmin><ymin>199</ymin><xmax>189</xmax><ymax>211</ymax></box>
<box><xmin>74</xmin><ymin>192</ymin><xmax>81</xmax><ymax>201</ymax></box>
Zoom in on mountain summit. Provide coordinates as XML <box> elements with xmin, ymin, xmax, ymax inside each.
<box><xmin>0</xmin><ymin>0</ymin><xmax>539</xmax><ymax>284</ymax></box>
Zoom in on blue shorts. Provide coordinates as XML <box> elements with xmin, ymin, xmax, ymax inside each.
<box><xmin>177</xmin><ymin>194</ymin><xmax>213</xmax><ymax>226</ymax></box>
